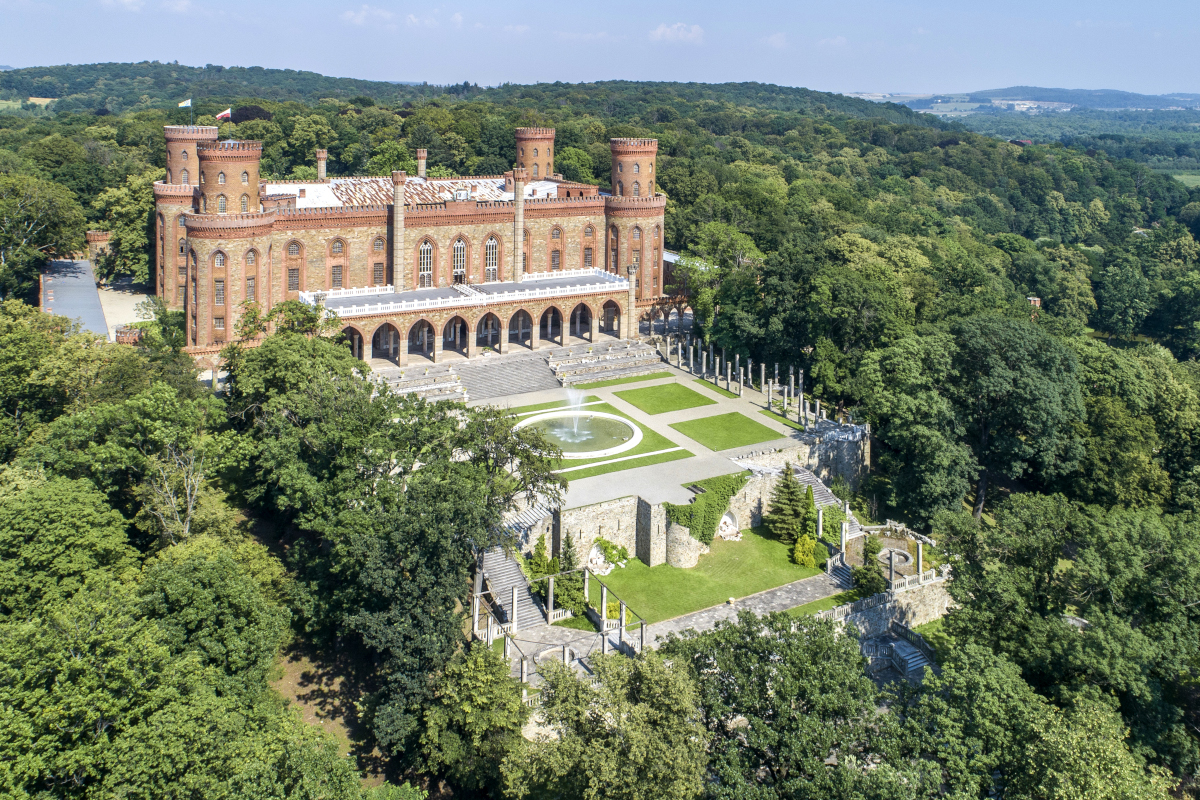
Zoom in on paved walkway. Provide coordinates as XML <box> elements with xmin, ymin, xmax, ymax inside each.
<box><xmin>41</xmin><ymin>260</ymin><xmax>108</xmax><ymax>336</ymax></box>
<box><xmin>96</xmin><ymin>277</ymin><xmax>151</xmax><ymax>340</ymax></box>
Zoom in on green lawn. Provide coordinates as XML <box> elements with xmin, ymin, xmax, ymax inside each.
<box><xmin>670</xmin><ymin>412</ymin><xmax>786</xmax><ymax>451</ymax></box>
<box><xmin>613</xmin><ymin>383</ymin><xmax>717</xmax><ymax>415</ymax></box>
<box><xmin>592</xmin><ymin>526</ymin><xmax>822</xmax><ymax>623</ymax></box>
<box><xmin>693</xmin><ymin>379</ymin><xmax>739</xmax><ymax>399</ymax></box>
<box><xmin>560</xmin><ymin>448</ymin><xmax>692</xmax><ymax>481</ymax></box>
<box><xmin>914</xmin><ymin>617</ymin><xmax>954</xmax><ymax>664</ymax></box>
<box><xmin>759</xmin><ymin>408</ymin><xmax>804</xmax><ymax>431</ymax></box>
<box><xmin>787</xmin><ymin>589</ymin><xmax>860</xmax><ymax>617</ymax></box>
<box><xmin>576</xmin><ymin>371</ymin><xmax>673</xmax><ymax>389</ymax></box>
<box><xmin>507</xmin><ymin>396</ymin><xmax>601</xmax><ymax>415</ymax></box>
<box><xmin>553</xmin><ymin>614</ymin><xmax>599</xmax><ymax>632</ymax></box>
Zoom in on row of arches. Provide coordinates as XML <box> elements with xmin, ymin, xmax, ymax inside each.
<box><xmin>340</xmin><ymin>301</ymin><xmax>623</xmax><ymax>365</ymax></box>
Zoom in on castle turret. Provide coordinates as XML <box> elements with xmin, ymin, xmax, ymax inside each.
<box><xmin>196</xmin><ymin>140</ymin><xmax>263</xmax><ymax>215</ymax></box>
<box><xmin>316</xmin><ymin>149</ymin><xmax>328</xmax><ymax>181</ymax></box>
<box><xmin>609</xmin><ymin>138</ymin><xmax>658</xmax><ymax>197</ymax></box>
<box><xmin>515</xmin><ymin>128</ymin><xmax>555</xmax><ymax>181</ymax></box>
<box><xmin>416</xmin><ymin>149</ymin><xmax>427</xmax><ymax>178</ymax></box>
<box><xmin>163</xmin><ymin>125</ymin><xmax>218</xmax><ymax>186</ymax></box>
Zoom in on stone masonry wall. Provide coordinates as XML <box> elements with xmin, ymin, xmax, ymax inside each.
<box><xmin>839</xmin><ymin>579</ymin><xmax>953</xmax><ymax>638</ymax></box>
<box><xmin>732</xmin><ymin>426</ymin><xmax>870</xmax><ymax>490</ymax></box>
<box><xmin>557</xmin><ymin>496</ymin><xmax>640</xmax><ymax>563</ymax></box>
<box><xmin>636</xmin><ymin>498</ymin><xmax>667</xmax><ymax>567</ymax></box>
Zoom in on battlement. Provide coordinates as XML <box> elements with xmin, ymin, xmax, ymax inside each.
<box><xmin>604</xmin><ymin>194</ymin><xmax>667</xmax><ymax>207</ymax></box>
<box><xmin>184</xmin><ymin>211</ymin><xmax>277</xmax><ymax>238</ymax></box>
<box><xmin>153</xmin><ymin>181</ymin><xmax>198</xmax><ymax>199</ymax></box>
<box><xmin>198</xmin><ymin>140</ymin><xmax>264</xmax><ymax>156</ymax></box>
<box><xmin>516</xmin><ymin>127</ymin><xmax>556</xmax><ymax>139</ymax></box>
<box><xmin>610</xmin><ymin>138</ymin><xmax>659</xmax><ymax>152</ymax></box>
<box><xmin>86</xmin><ymin>230</ymin><xmax>111</xmax><ymax>243</ymax></box>
<box><xmin>275</xmin><ymin>204</ymin><xmax>391</xmax><ymax>216</ymax></box>
<box><xmin>164</xmin><ymin>125</ymin><xmax>219</xmax><ymax>141</ymax></box>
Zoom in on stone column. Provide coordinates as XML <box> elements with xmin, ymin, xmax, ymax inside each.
<box><xmin>589</xmin><ymin>309</ymin><xmax>599</xmax><ymax>343</ymax></box>
<box><xmin>640</xmin><ymin>620</ymin><xmax>646</xmax><ymax>651</ymax></box>
<box><xmin>775</xmin><ymin>362</ymin><xmax>779</xmax><ymax>384</ymax></box>
<box><xmin>583</xmin><ymin>568</ymin><xmax>589</xmax><ymax>602</ymax></box>
<box><xmin>689</xmin><ymin>345</ymin><xmax>694</xmax><ymax>373</ymax></box>
<box><xmin>738</xmin><ymin>368</ymin><xmax>743</xmax><ymax>396</ymax></box>
<box><xmin>889</xmin><ymin>549</ymin><xmax>895</xmax><ymax>585</ymax></box>
<box><xmin>760</xmin><ymin>362</ymin><xmax>766</xmax><ymax>395</ymax></box>
<box><xmin>547</xmin><ymin>576</ymin><xmax>555</xmax><ymax>615</ymax></box>
<box><xmin>391</xmin><ymin>171</ymin><xmax>407</xmax><ymax>291</ymax></box>
<box><xmin>619</xmin><ymin>603</ymin><xmax>627</xmax><ymax>646</ymax></box>
<box><xmin>725</xmin><ymin>360</ymin><xmax>731</xmax><ymax>390</ymax></box>
<box><xmin>511</xmin><ymin>586</ymin><xmax>519</xmax><ymax>632</ymax></box>
<box><xmin>625</xmin><ymin>266</ymin><xmax>637</xmax><ymax>339</ymax></box>
<box><xmin>416</xmin><ymin>148</ymin><xmax>427</xmax><ymax>178</ymax></box>
<box><xmin>600</xmin><ymin>585</ymin><xmax>608</xmax><ymax>625</ymax></box>
<box><xmin>817</xmin><ymin>506</ymin><xmax>824</xmax><ymax>543</ymax></box>
<box><xmin>316</xmin><ymin>149</ymin><xmax>328</xmax><ymax>181</ymax></box>
<box><xmin>530</xmin><ymin>314</ymin><xmax>541</xmax><ymax>350</ymax></box>
<box><xmin>815</xmin><ymin>399</ymin><xmax>821</xmax><ymax>419</ymax></box>
<box><xmin>432</xmin><ymin>331</ymin><xmax>443</xmax><ymax>364</ymax></box>
<box><xmin>363</xmin><ymin>335</ymin><xmax>373</xmax><ymax>361</ymax></box>
<box><xmin>917</xmin><ymin>543</ymin><xmax>924</xmax><ymax>578</ymax></box>
<box><xmin>840</xmin><ymin>520</ymin><xmax>848</xmax><ymax>553</ymax></box>
<box><xmin>400</xmin><ymin>330</ymin><xmax>410</xmax><ymax>366</ymax></box>
<box><xmin>701</xmin><ymin>350</ymin><xmax>707</xmax><ymax>377</ymax></box>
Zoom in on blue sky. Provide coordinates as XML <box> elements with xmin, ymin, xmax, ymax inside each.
<box><xmin>3</xmin><ymin>0</ymin><xmax>1198</xmax><ymax>94</ymax></box>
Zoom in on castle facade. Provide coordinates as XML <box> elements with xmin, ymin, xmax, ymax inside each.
<box><xmin>152</xmin><ymin>125</ymin><xmax>668</xmax><ymax>365</ymax></box>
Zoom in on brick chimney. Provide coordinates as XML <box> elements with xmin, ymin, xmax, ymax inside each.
<box><xmin>315</xmin><ymin>149</ymin><xmax>328</xmax><ymax>181</ymax></box>
<box><xmin>417</xmin><ymin>149</ymin><xmax>427</xmax><ymax>178</ymax></box>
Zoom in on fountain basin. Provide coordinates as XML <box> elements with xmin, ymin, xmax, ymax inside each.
<box><xmin>514</xmin><ymin>409</ymin><xmax>642</xmax><ymax>459</ymax></box>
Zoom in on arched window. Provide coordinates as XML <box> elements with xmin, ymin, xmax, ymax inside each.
<box><xmin>374</xmin><ymin>238</ymin><xmax>385</xmax><ymax>252</ymax></box>
<box><xmin>617</xmin><ymin>182</ymin><xmax>624</xmax><ymax>196</ymax></box>
<box><xmin>452</xmin><ymin>238</ymin><xmax>466</xmax><ymax>284</ymax></box>
<box><xmin>617</xmin><ymin>163</ymin><xmax>623</xmax><ymax>173</ymax></box>
<box><xmin>178</xmin><ymin>239</ymin><xmax>185</xmax><ymax>255</ymax></box>
<box><xmin>633</xmin><ymin>227</ymin><xmax>642</xmax><ymax>240</ymax></box>
<box><xmin>546</xmin><ymin>162</ymin><xmax>551</xmax><ymax>176</ymax></box>
<box><xmin>201</xmin><ymin>197</ymin><xmax>207</xmax><ymax>213</ymax></box>
<box><xmin>217</xmin><ymin>195</ymin><xmax>227</xmax><ymax>213</ymax></box>
<box><xmin>654</xmin><ymin>225</ymin><xmax>660</xmax><ymax>240</ymax></box>
<box><xmin>520</xmin><ymin>147</ymin><xmax>524</xmax><ymax>156</ymax></box>
<box><xmin>200</xmin><ymin>172</ymin><xmax>205</xmax><ymax>184</ymax></box>
<box><xmin>181</xmin><ymin>169</ymin><xmax>188</xmax><ymax>184</ymax></box>
<box><xmin>331</xmin><ymin>240</ymin><xmax>344</xmax><ymax>255</ymax></box>
<box><xmin>246</xmin><ymin>250</ymin><xmax>256</xmax><ymax>266</ymax></box>
<box><xmin>485</xmin><ymin>237</ymin><xmax>498</xmax><ymax>282</ymax></box>
<box><xmin>288</xmin><ymin>242</ymin><xmax>300</xmax><ymax>257</ymax></box>
<box><xmin>218</xmin><ymin>172</ymin><xmax>226</xmax><ymax>185</ymax></box>
<box><xmin>241</xmin><ymin>171</ymin><xmax>249</xmax><ymax>185</ymax></box>
<box><xmin>551</xmin><ymin>228</ymin><xmax>561</xmax><ymax>240</ymax></box>
<box><xmin>214</xmin><ymin>252</ymin><xmax>225</xmax><ymax>268</ymax></box>
<box><xmin>181</xmin><ymin>150</ymin><xmax>188</xmax><ymax>161</ymax></box>
<box><xmin>178</xmin><ymin>217</ymin><xmax>185</xmax><ymax>227</ymax></box>
<box><xmin>167</xmin><ymin>169</ymin><xmax>172</xmax><ymax>183</ymax></box>
<box><xmin>533</xmin><ymin>147</ymin><xmax>539</xmax><ymax>157</ymax></box>
<box><xmin>632</xmin><ymin>181</ymin><xmax>640</xmax><ymax>197</ymax></box>
<box><xmin>633</xmin><ymin>163</ymin><xmax>640</xmax><ymax>174</ymax></box>
<box><xmin>240</xmin><ymin>195</ymin><xmax>248</xmax><ymax>213</ymax></box>
<box><xmin>419</xmin><ymin>241</ymin><xmax>433</xmax><ymax>288</ymax></box>
<box><xmin>532</xmin><ymin>164</ymin><xmax>538</xmax><ymax>177</ymax></box>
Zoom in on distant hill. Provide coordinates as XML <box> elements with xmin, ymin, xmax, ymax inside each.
<box><xmin>0</xmin><ymin>65</ymin><xmax>13</xmax><ymax>72</ymax></box>
<box><xmin>972</xmin><ymin>86</ymin><xmax>1200</xmax><ymax>109</ymax></box>
<box><xmin>0</xmin><ymin>61</ymin><xmax>942</xmax><ymax>128</ymax></box>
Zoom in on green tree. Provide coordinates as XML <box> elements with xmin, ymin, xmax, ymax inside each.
<box><xmin>420</xmin><ymin>643</ymin><xmax>528</xmax><ymax>794</ymax></box>
<box><xmin>92</xmin><ymin>167</ymin><xmax>162</xmax><ymax>283</ymax></box>
<box><xmin>1094</xmin><ymin>253</ymin><xmax>1152</xmax><ymax>342</ymax></box>
<box><xmin>367</xmin><ymin>140</ymin><xmax>417</xmax><ymax>176</ymax></box>
<box><xmin>555</xmin><ymin>146</ymin><xmax>595</xmax><ymax>183</ymax></box>
<box><xmin>501</xmin><ymin>652</ymin><xmax>708</xmax><ymax>800</ymax></box>
<box><xmin>764</xmin><ymin>464</ymin><xmax>805</xmax><ymax>544</ymax></box>
<box><xmin>0</xmin><ymin>174</ymin><xmax>85</xmax><ymax>300</ymax></box>
<box><xmin>853</xmin><ymin>535</ymin><xmax>888</xmax><ymax>596</ymax></box>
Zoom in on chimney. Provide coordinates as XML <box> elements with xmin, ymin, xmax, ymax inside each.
<box><xmin>417</xmin><ymin>149</ymin><xmax>427</xmax><ymax>178</ymax></box>
<box><xmin>298</xmin><ymin>188</ymin><xmax>306</xmax><ymax>198</ymax></box>
<box><xmin>391</xmin><ymin>171</ymin><xmax>407</xmax><ymax>291</ymax></box>
<box><xmin>315</xmin><ymin>149</ymin><xmax>328</xmax><ymax>181</ymax></box>
<box><xmin>512</xmin><ymin>167</ymin><xmax>527</xmax><ymax>282</ymax></box>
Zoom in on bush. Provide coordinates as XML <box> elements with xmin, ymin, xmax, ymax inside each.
<box><xmin>820</xmin><ymin>503</ymin><xmax>847</xmax><ymax>542</ymax></box>
<box><xmin>792</xmin><ymin>534</ymin><xmax>816</xmax><ymax>567</ymax></box>
<box><xmin>664</xmin><ymin>472</ymin><xmax>750</xmax><ymax>545</ymax></box>
<box><xmin>594</xmin><ymin>537</ymin><xmax>629</xmax><ymax>565</ymax></box>
<box><xmin>812</xmin><ymin>538</ymin><xmax>828</xmax><ymax>569</ymax></box>
<box><xmin>853</xmin><ymin>537</ymin><xmax>887</xmax><ymax>595</ymax></box>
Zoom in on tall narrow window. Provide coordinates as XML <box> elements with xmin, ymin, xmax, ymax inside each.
<box><xmin>181</xmin><ymin>169</ymin><xmax>188</xmax><ymax>184</ymax></box>
<box><xmin>633</xmin><ymin>163</ymin><xmax>640</xmax><ymax>173</ymax></box>
<box><xmin>214</xmin><ymin>252</ymin><xmax>225</xmax><ymax>268</ymax></box>
<box><xmin>533</xmin><ymin>148</ymin><xmax>539</xmax><ymax>157</ymax></box>
<box><xmin>241</xmin><ymin>171</ymin><xmax>249</xmax><ymax>185</ymax></box>
<box><xmin>633</xmin><ymin>227</ymin><xmax>641</xmax><ymax>240</ymax></box>
<box><xmin>331</xmin><ymin>240</ymin><xmax>344</xmax><ymax>255</ymax></box>
<box><xmin>617</xmin><ymin>181</ymin><xmax>623</xmax><ymax>196</ymax></box>
<box><xmin>453</xmin><ymin>239</ymin><xmax>466</xmax><ymax>284</ymax></box>
<box><xmin>584</xmin><ymin>247</ymin><xmax>593</xmax><ymax>268</ymax></box>
<box><xmin>551</xmin><ymin>250</ymin><xmax>561</xmax><ymax>270</ymax></box>
<box><xmin>218</xmin><ymin>172</ymin><xmax>226</xmax><ymax>184</ymax></box>
<box><xmin>178</xmin><ymin>239</ymin><xmax>185</xmax><ymax>255</ymax></box>
<box><xmin>419</xmin><ymin>241</ymin><xmax>433</xmax><ymax>287</ymax></box>
<box><xmin>485</xmin><ymin>237</ymin><xmax>498</xmax><ymax>281</ymax></box>
<box><xmin>633</xmin><ymin>250</ymin><xmax>640</xmax><ymax>267</ymax></box>
<box><xmin>214</xmin><ymin>279</ymin><xmax>225</xmax><ymax>305</ymax></box>
<box><xmin>551</xmin><ymin>228</ymin><xmax>561</xmax><ymax>240</ymax></box>
<box><xmin>181</xmin><ymin>150</ymin><xmax>188</xmax><ymax>161</ymax></box>
<box><xmin>246</xmin><ymin>250</ymin><xmax>256</xmax><ymax>266</ymax></box>
<box><xmin>288</xmin><ymin>242</ymin><xmax>300</xmax><ymax>257</ymax></box>
<box><xmin>632</xmin><ymin>181</ymin><xmax>640</xmax><ymax>197</ymax></box>
<box><xmin>374</xmin><ymin>238</ymin><xmax>385</xmax><ymax>252</ymax></box>
<box><xmin>246</xmin><ymin>276</ymin><xmax>256</xmax><ymax>302</ymax></box>
<box><xmin>546</xmin><ymin>162</ymin><xmax>551</xmax><ymax>176</ymax></box>
<box><xmin>214</xmin><ymin>317</ymin><xmax>225</xmax><ymax>331</ymax></box>
<box><xmin>374</xmin><ymin>263</ymin><xmax>385</xmax><ymax>284</ymax></box>
<box><xmin>585</xmin><ymin>226</ymin><xmax>594</xmax><ymax>237</ymax></box>
<box><xmin>331</xmin><ymin>265</ymin><xmax>343</xmax><ymax>289</ymax></box>
<box><xmin>217</xmin><ymin>195</ymin><xmax>227</xmax><ymax>214</ymax></box>
<box><xmin>240</xmin><ymin>195</ymin><xmax>248</xmax><ymax>213</ymax></box>
<box><xmin>532</xmin><ymin>164</ymin><xmax>538</xmax><ymax>177</ymax></box>
<box><xmin>288</xmin><ymin>268</ymin><xmax>299</xmax><ymax>291</ymax></box>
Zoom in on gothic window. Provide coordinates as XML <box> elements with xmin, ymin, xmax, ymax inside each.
<box><xmin>373</xmin><ymin>262</ymin><xmax>384</xmax><ymax>285</ymax></box>
<box><xmin>288</xmin><ymin>242</ymin><xmax>300</xmax><ymax>257</ymax></box>
<box><xmin>617</xmin><ymin>181</ymin><xmax>623</xmax><ymax>196</ymax></box>
<box><xmin>167</xmin><ymin>169</ymin><xmax>172</xmax><ymax>183</ymax></box>
<box><xmin>633</xmin><ymin>227</ymin><xmax>642</xmax><ymax>240</ymax></box>
<box><xmin>532</xmin><ymin>164</ymin><xmax>538</xmax><ymax>177</ymax></box>
<box><xmin>332</xmin><ymin>265</ymin><xmax>343</xmax><ymax>289</ymax></box>
<box><xmin>485</xmin><ymin>237</ymin><xmax>498</xmax><ymax>281</ymax></box>
<box><xmin>214</xmin><ymin>252</ymin><xmax>225</xmax><ymax>268</ymax></box>
<box><xmin>533</xmin><ymin>147</ymin><xmax>538</xmax><ymax>157</ymax></box>
<box><xmin>241</xmin><ymin>171</ymin><xmax>249</xmax><ymax>185</ymax></box>
<box><xmin>374</xmin><ymin>238</ymin><xmax>385</xmax><ymax>252</ymax></box>
<box><xmin>214</xmin><ymin>279</ymin><xmax>225</xmax><ymax>305</ymax></box>
<box><xmin>218</xmin><ymin>172</ymin><xmax>225</xmax><ymax>185</ymax></box>
<box><xmin>245</xmin><ymin>250</ymin><xmax>256</xmax><ymax>266</ymax></box>
<box><xmin>202</xmin><ymin>197</ymin><xmax>207</xmax><ymax>213</ymax></box>
<box><xmin>178</xmin><ymin>217</ymin><xmax>186</xmax><ymax>227</ymax></box>
<box><xmin>632</xmin><ymin>181</ymin><xmax>640</xmax><ymax>197</ymax></box>
<box><xmin>633</xmin><ymin>163</ymin><xmax>640</xmax><ymax>174</ymax></box>
<box><xmin>181</xmin><ymin>169</ymin><xmax>188</xmax><ymax>184</ymax></box>
<box><xmin>200</xmin><ymin>172</ymin><xmax>205</xmax><ymax>184</ymax></box>
<box><xmin>617</xmin><ymin>163</ymin><xmax>623</xmax><ymax>172</ymax></box>
<box><xmin>178</xmin><ymin>239</ymin><xmax>185</xmax><ymax>255</ymax></box>
<box><xmin>633</xmin><ymin>250</ymin><xmax>640</xmax><ymax>266</ymax></box>
<box><xmin>546</xmin><ymin>163</ymin><xmax>551</xmax><ymax>176</ymax></box>
<box><xmin>551</xmin><ymin>228</ymin><xmax>561</xmax><ymax>240</ymax></box>
<box><xmin>585</xmin><ymin>226</ymin><xmax>594</xmax><ymax>237</ymax></box>
<box><xmin>419</xmin><ymin>241</ymin><xmax>433</xmax><ymax>287</ymax></box>
<box><xmin>551</xmin><ymin>250</ymin><xmax>561</xmax><ymax>270</ymax></box>
<box><xmin>181</xmin><ymin>150</ymin><xmax>188</xmax><ymax>161</ymax></box>
<box><xmin>288</xmin><ymin>268</ymin><xmax>299</xmax><ymax>291</ymax></box>
<box><xmin>331</xmin><ymin>240</ymin><xmax>344</xmax><ymax>255</ymax></box>
<box><xmin>246</xmin><ymin>276</ymin><xmax>256</xmax><ymax>302</ymax></box>
<box><xmin>240</xmin><ymin>195</ymin><xmax>248</xmax><ymax>213</ymax></box>
<box><xmin>217</xmin><ymin>195</ymin><xmax>227</xmax><ymax>213</ymax></box>
<box><xmin>523</xmin><ymin>229</ymin><xmax>529</xmax><ymax>241</ymax></box>
<box><xmin>654</xmin><ymin>225</ymin><xmax>660</xmax><ymax>240</ymax></box>
<box><xmin>453</xmin><ymin>239</ymin><xmax>466</xmax><ymax>283</ymax></box>
<box><xmin>584</xmin><ymin>247</ymin><xmax>593</xmax><ymax>268</ymax></box>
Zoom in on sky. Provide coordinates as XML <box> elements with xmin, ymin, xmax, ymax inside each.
<box><xmin>3</xmin><ymin>0</ymin><xmax>1198</xmax><ymax>95</ymax></box>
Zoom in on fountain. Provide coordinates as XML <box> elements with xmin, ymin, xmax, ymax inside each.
<box><xmin>514</xmin><ymin>390</ymin><xmax>643</xmax><ymax>459</ymax></box>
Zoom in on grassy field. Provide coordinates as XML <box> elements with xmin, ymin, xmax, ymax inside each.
<box><xmin>914</xmin><ymin>617</ymin><xmax>954</xmax><ymax>664</ymax></box>
<box><xmin>1174</xmin><ymin>174</ymin><xmax>1200</xmax><ymax>188</ymax></box>
<box><xmin>575</xmin><ymin>371</ymin><xmax>673</xmax><ymax>389</ymax></box>
<box><xmin>592</xmin><ymin>526</ymin><xmax>822</xmax><ymax>623</ymax></box>
<box><xmin>614</xmin><ymin>382</ymin><xmax>718</xmax><ymax>415</ymax></box>
<box><xmin>508</xmin><ymin>396</ymin><xmax>600</xmax><ymax>415</ymax></box>
<box><xmin>693</xmin><ymin>379</ymin><xmax>739</xmax><ymax>399</ymax></box>
<box><xmin>670</xmin><ymin>412</ymin><xmax>785</xmax><ymax>451</ymax></box>
<box><xmin>787</xmin><ymin>589</ymin><xmax>860</xmax><ymax>617</ymax></box>
<box><xmin>0</xmin><ymin>99</ymin><xmax>21</xmax><ymax>112</ymax></box>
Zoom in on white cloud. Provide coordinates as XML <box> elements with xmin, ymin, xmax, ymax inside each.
<box><xmin>405</xmin><ymin>12</ymin><xmax>438</xmax><ymax>27</ymax></box>
<box><xmin>817</xmin><ymin>35</ymin><xmax>848</xmax><ymax>47</ymax></box>
<box><xmin>451</xmin><ymin>12</ymin><xmax>462</xmax><ymax>26</ymax></box>
<box><xmin>341</xmin><ymin>4</ymin><xmax>393</xmax><ymax>25</ymax></box>
<box><xmin>101</xmin><ymin>0</ymin><xmax>144</xmax><ymax>10</ymax></box>
<box><xmin>764</xmin><ymin>32</ymin><xmax>787</xmax><ymax>49</ymax></box>
<box><xmin>649</xmin><ymin>22</ymin><xmax>704</xmax><ymax>44</ymax></box>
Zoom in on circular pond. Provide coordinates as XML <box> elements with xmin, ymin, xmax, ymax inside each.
<box><xmin>515</xmin><ymin>410</ymin><xmax>642</xmax><ymax>459</ymax></box>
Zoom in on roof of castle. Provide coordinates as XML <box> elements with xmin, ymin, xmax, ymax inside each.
<box><xmin>262</xmin><ymin>176</ymin><xmax>563</xmax><ymax>208</ymax></box>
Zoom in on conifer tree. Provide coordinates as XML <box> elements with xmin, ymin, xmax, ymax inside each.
<box><xmin>552</xmin><ymin>534</ymin><xmax>585</xmax><ymax>615</ymax></box>
<box><xmin>799</xmin><ymin>485</ymin><xmax>818</xmax><ymax>541</ymax></box>
<box><xmin>764</xmin><ymin>463</ymin><xmax>805</xmax><ymax>543</ymax></box>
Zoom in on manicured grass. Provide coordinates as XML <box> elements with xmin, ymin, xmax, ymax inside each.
<box><xmin>553</xmin><ymin>614</ymin><xmax>599</xmax><ymax>632</ymax></box>
<box><xmin>670</xmin><ymin>412</ymin><xmax>786</xmax><ymax>451</ymax></box>
<box><xmin>759</xmin><ymin>408</ymin><xmax>804</xmax><ymax>431</ymax></box>
<box><xmin>787</xmin><ymin>589</ymin><xmax>860</xmax><ymax>617</ymax></box>
<box><xmin>693</xmin><ymin>379</ymin><xmax>739</xmax><ymax>399</ymax></box>
<box><xmin>576</xmin><ymin>371</ymin><xmax>673</xmax><ymax>389</ymax></box>
<box><xmin>507</xmin><ymin>396</ymin><xmax>600</xmax><ymax>415</ymax></box>
<box><xmin>914</xmin><ymin>617</ymin><xmax>954</xmax><ymax>664</ymax></box>
<box><xmin>614</xmin><ymin>382</ymin><xmax>717</xmax><ymax>415</ymax></box>
<box><xmin>560</xmin><ymin>448</ymin><xmax>692</xmax><ymax>481</ymax></box>
<box><xmin>550</xmin><ymin>402</ymin><xmax>680</xmax><ymax>469</ymax></box>
<box><xmin>592</xmin><ymin>526</ymin><xmax>822</xmax><ymax>624</ymax></box>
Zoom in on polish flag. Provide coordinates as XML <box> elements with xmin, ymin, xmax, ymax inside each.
<box><xmin>216</xmin><ymin>108</ymin><xmax>232</xmax><ymax>120</ymax></box>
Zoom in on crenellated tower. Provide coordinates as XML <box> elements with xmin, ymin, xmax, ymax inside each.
<box><xmin>609</xmin><ymin>138</ymin><xmax>657</xmax><ymax>198</ymax></box>
<box><xmin>515</xmin><ymin>128</ymin><xmax>555</xmax><ymax>180</ymax></box>
<box><xmin>163</xmin><ymin>125</ymin><xmax>217</xmax><ymax>186</ymax></box>
<box><xmin>196</xmin><ymin>140</ymin><xmax>263</xmax><ymax>215</ymax></box>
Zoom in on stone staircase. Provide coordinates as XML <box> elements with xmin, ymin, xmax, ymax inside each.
<box><xmin>547</xmin><ymin>342</ymin><xmax>663</xmax><ymax>385</ymax></box>
<box><xmin>455</xmin><ymin>353</ymin><xmax>561</xmax><ymax>401</ymax></box>
<box><xmin>829</xmin><ymin>556</ymin><xmax>854</xmax><ymax>587</ymax></box>
<box><xmin>374</xmin><ymin>364</ymin><xmax>467</xmax><ymax>403</ymax></box>
<box><xmin>794</xmin><ymin>467</ymin><xmax>865</xmax><ymax>537</ymax></box>
<box><xmin>480</xmin><ymin>547</ymin><xmax>544</xmax><ymax>631</ymax></box>
<box><xmin>889</xmin><ymin>636</ymin><xmax>935</xmax><ymax>680</ymax></box>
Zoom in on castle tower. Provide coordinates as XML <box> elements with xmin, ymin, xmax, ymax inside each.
<box><xmin>196</xmin><ymin>140</ymin><xmax>263</xmax><ymax>215</ymax></box>
<box><xmin>515</xmin><ymin>128</ymin><xmax>555</xmax><ymax>180</ymax></box>
<box><xmin>416</xmin><ymin>149</ymin><xmax>427</xmax><ymax>178</ymax></box>
<box><xmin>316</xmin><ymin>149</ymin><xmax>328</xmax><ymax>181</ymax></box>
<box><xmin>163</xmin><ymin>125</ymin><xmax>218</xmax><ymax>186</ymax></box>
<box><xmin>609</xmin><ymin>138</ymin><xmax>657</xmax><ymax>197</ymax></box>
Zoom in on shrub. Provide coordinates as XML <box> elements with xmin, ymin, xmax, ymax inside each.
<box><xmin>812</xmin><ymin>538</ymin><xmax>828</xmax><ymax>569</ymax></box>
<box><xmin>664</xmin><ymin>472</ymin><xmax>750</xmax><ymax>545</ymax></box>
<box><xmin>792</xmin><ymin>534</ymin><xmax>816</xmax><ymax>567</ymax></box>
<box><xmin>820</xmin><ymin>503</ymin><xmax>847</xmax><ymax>542</ymax></box>
<box><xmin>853</xmin><ymin>536</ymin><xmax>887</xmax><ymax>595</ymax></box>
<box><xmin>829</xmin><ymin>474</ymin><xmax>852</xmax><ymax>501</ymax></box>
<box><xmin>594</xmin><ymin>537</ymin><xmax>629</xmax><ymax>565</ymax></box>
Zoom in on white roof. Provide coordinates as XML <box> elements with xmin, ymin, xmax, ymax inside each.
<box><xmin>263</xmin><ymin>176</ymin><xmax>561</xmax><ymax>209</ymax></box>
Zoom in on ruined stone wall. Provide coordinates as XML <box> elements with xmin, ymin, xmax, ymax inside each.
<box><xmin>731</xmin><ymin>424</ymin><xmax>870</xmax><ymax>490</ymax></box>
<box><xmin>837</xmin><ymin>579</ymin><xmax>953</xmax><ymax>638</ymax></box>
<box><xmin>557</xmin><ymin>496</ymin><xmax>640</xmax><ymax>563</ymax></box>
<box><xmin>636</xmin><ymin>498</ymin><xmax>667</xmax><ymax>567</ymax></box>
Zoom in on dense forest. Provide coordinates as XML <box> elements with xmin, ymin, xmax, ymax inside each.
<box><xmin>2</xmin><ymin>68</ymin><xmax>1200</xmax><ymax>798</ymax></box>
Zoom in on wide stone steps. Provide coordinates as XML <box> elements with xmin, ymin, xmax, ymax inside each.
<box><xmin>456</xmin><ymin>354</ymin><xmax>561</xmax><ymax>401</ymax></box>
<box><xmin>831</xmin><ymin>562</ymin><xmax>853</xmax><ymax>588</ymax></box>
<box><xmin>891</xmin><ymin>637</ymin><xmax>934</xmax><ymax>678</ymax></box>
<box><xmin>560</xmin><ymin>361</ymin><xmax>666</xmax><ymax>387</ymax></box>
<box><xmin>481</xmin><ymin>547</ymin><xmax>544</xmax><ymax>629</ymax></box>
<box><xmin>545</xmin><ymin>341</ymin><xmax>654</xmax><ymax>367</ymax></box>
<box><xmin>373</xmin><ymin>364</ymin><xmax>468</xmax><ymax>402</ymax></box>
